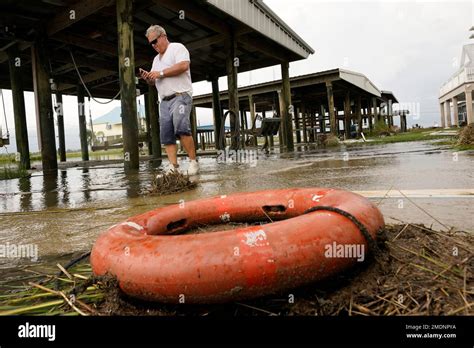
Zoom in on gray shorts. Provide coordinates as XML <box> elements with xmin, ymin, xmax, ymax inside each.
<box><xmin>159</xmin><ymin>93</ymin><xmax>193</xmax><ymax>145</ymax></box>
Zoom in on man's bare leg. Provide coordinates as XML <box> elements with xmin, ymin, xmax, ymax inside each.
<box><xmin>180</xmin><ymin>135</ymin><xmax>196</xmax><ymax>160</ymax></box>
<box><xmin>165</xmin><ymin>144</ymin><xmax>179</xmax><ymax>167</ymax></box>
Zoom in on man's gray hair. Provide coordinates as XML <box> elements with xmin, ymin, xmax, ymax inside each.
<box><xmin>145</xmin><ymin>25</ymin><xmax>166</xmax><ymax>38</ymax></box>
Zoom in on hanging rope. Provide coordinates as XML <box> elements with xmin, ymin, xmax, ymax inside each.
<box><xmin>0</xmin><ymin>89</ymin><xmax>10</xmax><ymax>138</ymax></box>
<box><xmin>69</xmin><ymin>50</ymin><xmax>121</xmax><ymax>105</ymax></box>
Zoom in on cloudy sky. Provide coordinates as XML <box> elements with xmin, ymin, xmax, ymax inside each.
<box><xmin>0</xmin><ymin>0</ymin><xmax>471</xmax><ymax>153</ymax></box>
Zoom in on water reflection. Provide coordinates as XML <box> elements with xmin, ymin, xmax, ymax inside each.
<box><xmin>59</xmin><ymin>170</ymin><xmax>70</xmax><ymax>206</ymax></box>
<box><xmin>18</xmin><ymin>176</ymin><xmax>32</xmax><ymax>211</ymax></box>
<box><xmin>42</xmin><ymin>171</ymin><xmax>59</xmax><ymax>208</ymax></box>
<box><xmin>123</xmin><ymin>170</ymin><xmax>142</xmax><ymax>198</ymax></box>
<box><xmin>82</xmin><ymin>168</ymin><xmax>91</xmax><ymax>202</ymax></box>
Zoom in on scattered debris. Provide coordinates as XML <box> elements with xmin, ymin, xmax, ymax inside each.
<box><xmin>1</xmin><ymin>224</ymin><xmax>471</xmax><ymax>316</ymax></box>
<box><xmin>143</xmin><ymin>171</ymin><xmax>197</xmax><ymax>196</ymax></box>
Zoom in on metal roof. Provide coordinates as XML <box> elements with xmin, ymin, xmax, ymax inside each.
<box><xmin>206</xmin><ymin>0</ymin><xmax>314</xmax><ymax>58</ymax></box>
<box><xmin>194</xmin><ymin>68</ymin><xmax>382</xmax><ymax>105</ymax></box>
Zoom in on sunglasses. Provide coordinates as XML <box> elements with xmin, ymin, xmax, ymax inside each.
<box><xmin>149</xmin><ymin>35</ymin><xmax>162</xmax><ymax>46</ymax></box>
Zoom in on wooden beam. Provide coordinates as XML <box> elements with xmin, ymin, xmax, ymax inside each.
<box><xmin>47</xmin><ymin>0</ymin><xmax>114</xmax><ymax>37</ymax></box>
<box><xmin>187</xmin><ymin>34</ymin><xmax>226</xmax><ymax>51</ymax></box>
<box><xmin>154</xmin><ymin>0</ymin><xmax>230</xmax><ymax>35</ymax></box>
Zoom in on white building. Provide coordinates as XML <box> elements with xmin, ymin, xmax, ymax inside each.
<box><xmin>93</xmin><ymin>104</ymin><xmax>146</xmax><ymax>145</ymax></box>
<box><xmin>439</xmin><ymin>43</ymin><xmax>474</xmax><ymax>127</ymax></box>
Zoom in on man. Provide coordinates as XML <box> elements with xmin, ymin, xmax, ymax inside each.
<box><xmin>141</xmin><ymin>25</ymin><xmax>199</xmax><ymax>176</ymax></box>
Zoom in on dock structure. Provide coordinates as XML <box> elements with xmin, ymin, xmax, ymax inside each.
<box><xmin>193</xmin><ymin>69</ymin><xmax>400</xmax><ymax>149</ymax></box>
<box><xmin>439</xmin><ymin>43</ymin><xmax>474</xmax><ymax>127</ymax></box>
<box><xmin>0</xmin><ymin>0</ymin><xmax>313</xmax><ymax>171</ymax></box>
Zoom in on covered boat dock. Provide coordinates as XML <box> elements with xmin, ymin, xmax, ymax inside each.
<box><xmin>193</xmin><ymin>69</ymin><xmax>400</xmax><ymax>149</ymax></box>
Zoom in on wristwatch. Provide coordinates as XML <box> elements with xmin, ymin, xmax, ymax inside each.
<box><xmin>160</xmin><ymin>71</ymin><xmax>164</xmax><ymax>78</ymax></box>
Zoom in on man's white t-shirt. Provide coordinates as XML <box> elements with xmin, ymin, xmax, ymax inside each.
<box><xmin>151</xmin><ymin>42</ymin><xmax>193</xmax><ymax>100</ymax></box>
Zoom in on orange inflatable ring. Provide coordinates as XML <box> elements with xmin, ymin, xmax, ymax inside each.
<box><xmin>91</xmin><ymin>188</ymin><xmax>384</xmax><ymax>303</ymax></box>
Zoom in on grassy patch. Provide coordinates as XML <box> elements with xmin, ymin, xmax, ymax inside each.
<box><xmin>364</xmin><ymin>129</ymin><xmax>457</xmax><ymax>145</ymax></box>
<box><xmin>0</xmin><ymin>166</ymin><xmax>30</xmax><ymax>180</ymax></box>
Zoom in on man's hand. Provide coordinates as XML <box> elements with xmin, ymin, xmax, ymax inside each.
<box><xmin>139</xmin><ymin>68</ymin><xmax>157</xmax><ymax>85</ymax></box>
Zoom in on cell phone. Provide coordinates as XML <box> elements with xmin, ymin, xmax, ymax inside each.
<box><xmin>138</xmin><ymin>68</ymin><xmax>148</xmax><ymax>79</ymax></box>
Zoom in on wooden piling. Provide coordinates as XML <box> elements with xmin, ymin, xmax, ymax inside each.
<box><xmin>7</xmin><ymin>45</ymin><xmax>30</xmax><ymax>169</ymax></box>
<box><xmin>211</xmin><ymin>78</ymin><xmax>223</xmax><ymax>149</ymax></box>
<box><xmin>76</xmin><ymin>85</ymin><xmax>89</xmax><ymax>161</ymax></box>
<box><xmin>280</xmin><ymin>61</ymin><xmax>294</xmax><ymax>151</ymax></box>
<box><xmin>249</xmin><ymin>94</ymin><xmax>257</xmax><ymax>146</ymax></box>
<box><xmin>226</xmin><ymin>33</ymin><xmax>240</xmax><ymax>150</ymax></box>
<box><xmin>301</xmin><ymin>104</ymin><xmax>308</xmax><ymax>142</ymax></box>
<box><xmin>55</xmin><ymin>93</ymin><xmax>66</xmax><ymax>162</ymax></box>
<box><xmin>326</xmin><ymin>82</ymin><xmax>336</xmax><ymax>136</ymax></box>
<box><xmin>145</xmin><ymin>85</ymin><xmax>162</xmax><ymax>159</ymax></box>
<box><xmin>116</xmin><ymin>0</ymin><xmax>139</xmax><ymax>170</ymax></box>
<box><xmin>191</xmin><ymin>106</ymin><xmax>198</xmax><ymax>147</ymax></box>
<box><xmin>31</xmin><ymin>41</ymin><xmax>57</xmax><ymax>171</ymax></box>
<box><xmin>344</xmin><ymin>91</ymin><xmax>351</xmax><ymax>139</ymax></box>
<box><xmin>356</xmin><ymin>95</ymin><xmax>362</xmax><ymax>138</ymax></box>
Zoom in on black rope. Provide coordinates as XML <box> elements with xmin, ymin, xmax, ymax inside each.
<box><xmin>303</xmin><ymin>206</ymin><xmax>378</xmax><ymax>253</ymax></box>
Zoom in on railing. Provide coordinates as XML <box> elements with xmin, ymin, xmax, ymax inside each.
<box><xmin>440</xmin><ymin>66</ymin><xmax>474</xmax><ymax>97</ymax></box>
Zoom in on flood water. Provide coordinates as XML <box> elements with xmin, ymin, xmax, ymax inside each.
<box><xmin>0</xmin><ymin>140</ymin><xmax>473</xmax><ymax>275</ymax></box>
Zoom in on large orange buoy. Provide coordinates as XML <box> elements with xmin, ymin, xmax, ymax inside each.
<box><xmin>91</xmin><ymin>188</ymin><xmax>384</xmax><ymax>303</ymax></box>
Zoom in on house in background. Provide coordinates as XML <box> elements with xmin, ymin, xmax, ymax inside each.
<box><xmin>439</xmin><ymin>41</ymin><xmax>474</xmax><ymax>127</ymax></box>
<box><xmin>92</xmin><ymin>104</ymin><xmax>146</xmax><ymax>146</ymax></box>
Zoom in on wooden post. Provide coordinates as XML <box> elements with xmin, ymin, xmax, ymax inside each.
<box><xmin>191</xmin><ymin>106</ymin><xmax>198</xmax><ymax>147</ymax></box>
<box><xmin>76</xmin><ymin>85</ymin><xmax>89</xmax><ymax>161</ymax></box>
<box><xmin>7</xmin><ymin>45</ymin><xmax>30</xmax><ymax>169</ymax></box>
<box><xmin>309</xmin><ymin>109</ymin><xmax>315</xmax><ymax>142</ymax></box>
<box><xmin>277</xmin><ymin>90</ymin><xmax>284</xmax><ymax>147</ymax></box>
<box><xmin>143</xmin><ymin>95</ymin><xmax>152</xmax><ymax>155</ymax></box>
<box><xmin>31</xmin><ymin>41</ymin><xmax>57</xmax><ymax>171</ymax></box>
<box><xmin>368</xmin><ymin>100</ymin><xmax>373</xmax><ymax>132</ymax></box>
<box><xmin>145</xmin><ymin>85</ymin><xmax>161</xmax><ymax>158</ymax></box>
<box><xmin>326</xmin><ymin>82</ymin><xmax>336</xmax><ymax>136</ymax></box>
<box><xmin>301</xmin><ymin>104</ymin><xmax>308</xmax><ymax>143</ymax></box>
<box><xmin>372</xmin><ymin>97</ymin><xmax>379</xmax><ymax>129</ymax></box>
<box><xmin>211</xmin><ymin>78</ymin><xmax>223</xmax><ymax>149</ymax></box>
<box><xmin>55</xmin><ymin>93</ymin><xmax>66</xmax><ymax>162</ymax></box>
<box><xmin>117</xmin><ymin>0</ymin><xmax>139</xmax><ymax>170</ymax></box>
<box><xmin>240</xmin><ymin>109</ymin><xmax>246</xmax><ymax>147</ymax></box>
<box><xmin>226</xmin><ymin>33</ymin><xmax>240</xmax><ymax>150</ymax></box>
<box><xmin>356</xmin><ymin>95</ymin><xmax>362</xmax><ymax>138</ymax></box>
<box><xmin>344</xmin><ymin>91</ymin><xmax>351</xmax><ymax>139</ymax></box>
<box><xmin>400</xmin><ymin>114</ymin><xmax>407</xmax><ymax>132</ymax></box>
<box><xmin>294</xmin><ymin>106</ymin><xmax>301</xmax><ymax>143</ymax></box>
<box><xmin>320</xmin><ymin>105</ymin><xmax>326</xmax><ymax>134</ymax></box>
<box><xmin>249</xmin><ymin>94</ymin><xmax>257</xmax><ymax>146</ymax></box>
<box><xmin>281</xmin><ymin>61</ymin><xmax>294</xmax><ymax>151</ymax></box>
